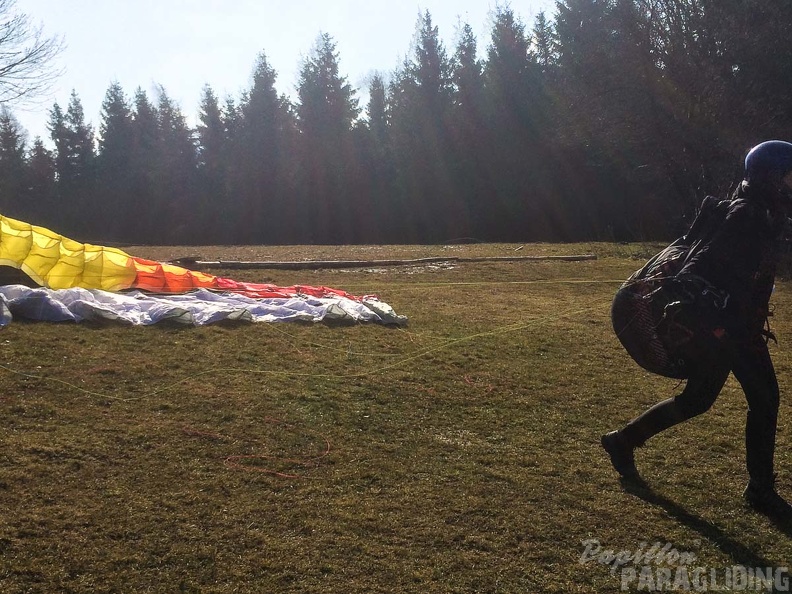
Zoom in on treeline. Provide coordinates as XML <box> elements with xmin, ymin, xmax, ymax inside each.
<box><xmin>1</xmin><ymin>1</ymin><xmax>791</xmax><ymax>245</ymax></box>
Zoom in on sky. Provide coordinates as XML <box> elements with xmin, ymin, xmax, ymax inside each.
<box><xmin>11</xmin><ymin>0</ymin><xmax>555</xmax><ymax>144</ymax></box>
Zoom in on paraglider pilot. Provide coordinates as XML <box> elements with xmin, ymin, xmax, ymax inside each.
<box><xmin>603</xmin><ymin>140</ymin><xmax>792</xmax><ymax>520</ymax></box>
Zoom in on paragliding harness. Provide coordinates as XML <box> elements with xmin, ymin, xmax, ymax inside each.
<box><xmin>611</xmin><ymin>197</ymin><xmax>733</xmax><ymax>379</ymax></box>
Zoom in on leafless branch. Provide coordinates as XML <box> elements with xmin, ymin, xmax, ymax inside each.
<box><xmin>0</xmin><ymin>0</ymin><xmax>63</xmax><ymax>106</ymax></box>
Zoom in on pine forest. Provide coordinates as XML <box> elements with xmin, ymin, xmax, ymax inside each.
<box><xmin>1</xmin><ymin>1</ymin><xmax>791</xmax><ymax>245</ymax></box>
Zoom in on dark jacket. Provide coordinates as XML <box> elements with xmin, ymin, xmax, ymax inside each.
<box><xmin>612</xmin><ymin>182</ymin><xmax>787</xmax><ymax>379</ymax></box>
<box><xmin>679</xmin><ymin>183</ymin><xmax>785</xmax><ymax>341</ymax></box>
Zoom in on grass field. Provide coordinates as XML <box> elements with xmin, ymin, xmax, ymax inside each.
<box><xmin>0</xmin><ymin>242</ymin><xmax>790</xmax><ymax>593</ymax></box>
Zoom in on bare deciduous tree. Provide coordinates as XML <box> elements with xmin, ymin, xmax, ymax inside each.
<box><xmin>0</xmin><ymin>0</ymin><xmax>62</xmax><ymax>104</ymax></box>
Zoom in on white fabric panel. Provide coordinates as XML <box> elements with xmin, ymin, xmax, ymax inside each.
<box><xmin>0</xmin><ymin>285</ymin><xmax>406</xmax><ymax>326</ymax></box>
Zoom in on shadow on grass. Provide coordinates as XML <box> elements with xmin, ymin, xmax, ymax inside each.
<box><xmin>619</xmin><ymin>477</ymin><xmax>792</xmax><ymax>570</ymax></box>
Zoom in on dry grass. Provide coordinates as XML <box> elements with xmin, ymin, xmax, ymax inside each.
<box><xmin>0</xmin><ymin>242</ymin><xmax>789</xmax><ymax>593</ymax></box>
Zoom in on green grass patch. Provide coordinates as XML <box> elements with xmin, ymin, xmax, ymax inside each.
<box><xmin>0</xmin><ymin>242</ymin><xmax>789</xmax><ymax>593</ymax></box>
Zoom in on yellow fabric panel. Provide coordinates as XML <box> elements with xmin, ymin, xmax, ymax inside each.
<box><xmin>45</xmin><ymin>237</ymin><xmax>85</xmax><ymax>289</ymax></box>
<box><xmin>82</xmin><ymin>244</ymin><xmax>136</xmax><ymax>291</ymax></box>
<box><xmin>0</xmin><ymin>216</ymin><xmax>137</xmax><ymax>291</ymax></box>
<box><xmin>20</xmin><ymin>225</ymin><xmax>62</xmax><ymax>285</ymax></box>
<box><xmin>0</xmin><ymin>216</ymin><xmax>33</xmax><ymax>269</ymax></box>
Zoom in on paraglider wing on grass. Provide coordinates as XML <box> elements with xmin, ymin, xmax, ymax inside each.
<box><xmin>0</xmin><ymin>215</ymin><xmax>406</xmax><ymax>327</ymax></box>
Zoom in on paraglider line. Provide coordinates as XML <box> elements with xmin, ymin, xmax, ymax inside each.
<box><xmin>0</xmin><ymin>301</ymin><xmax>610</xmax><ymax>403</ymax></box>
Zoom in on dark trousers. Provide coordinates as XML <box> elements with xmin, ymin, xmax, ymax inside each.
<box><xmin>619</xmin><ymin>335</ymin><xmax>780</xmax><ymax>486</ymax></box>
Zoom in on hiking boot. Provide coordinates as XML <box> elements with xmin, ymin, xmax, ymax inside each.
<box><xmin>743</xmin><ymin>478</ymin><xmax>792</xmax><ymax>520</ymax></box>
<box><xmin>601</xmin><ymin>430</ymin><xmax>640</xmax><ymax>480</ymax></box>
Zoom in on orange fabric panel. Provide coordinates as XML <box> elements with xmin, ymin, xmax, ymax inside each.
<box><xmin>131</xmin><ymin>258</ymin><xmax>168</xmax><ymax>292</ymax></box>
<box><xmin>131</xmin><ymin>258</ymin><xmax>220</xmax><ymax>293</ymax></box>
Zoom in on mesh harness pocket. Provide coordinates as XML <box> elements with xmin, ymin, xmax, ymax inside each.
<box><xmin>612</xmin><ymin>273</ymin><xmax>728</xmax><ymax>379</ymax></box>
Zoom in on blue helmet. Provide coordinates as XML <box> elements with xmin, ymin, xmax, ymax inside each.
<box><xmin>744</xmin><ymin>140</ymin><xmax>792</xmax><ymax>185</ymax></box>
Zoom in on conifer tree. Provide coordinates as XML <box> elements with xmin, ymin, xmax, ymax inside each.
<box><xmin>367</xmin><ymin>73</ymin><xmax>388</xmax><ymax>149</ymax></box>
<box><xmin>532</xmin><ymin>11</ymin><xmax>557</xmax><ymax>73</ymax></box>
<box><xmin>389</xmin><ymin>10</ymin><xmax>458</xmax><ymax>242</ymax></box>
<box><xmin>295</xmin><ymin>33</ymin><xmax>359</xmax><ymax>243</ymax></box>
<box><xmin>48</xmin><ymin>91</ymin><xmax>95</xmax><ymax>236</ymax></box>
<box><xmin>409</xmin><ymin>11</ymin><xmax>453</xmax><ymax>120</ymax></box>
<box><xmin>231</xmin><ymin>52</ymin><xmax>296</xmax><ymax>243</ymax></box>
<box><xmin>26</xmin><ymin>136</ymin><xmax>56</xmax><ymax>224</ymax></box>
<box><xmin>452</xmin><ymin>23</ymin><xmax>483</xmax><ymax>111</ymax></box>
<box><xmin>65</xmin><ymin>90</ymin><xmax>95</xmax><ymax>188</ymax></box>
<box><xmin>450</xmin><ymin>21</ymin><xmax>488</xmax><ymax>239</ymax></box>
<box><xmin>297</xmin><ymin>33</ymin><xmax>359</xmax><ymax>143</ymax></box>
<box><xmin>128</xmin><ymin>88</ymin><xmax>159</xmax><ymax>241</ymax></box>
<box><xmin>197</xmin><ymin>85</ymin><xmax>225</xmax><ymax>173</ymax></box>
<box><xmin>154</xmin><ymin>85</ymin><xmax>198</xmax><ymax>243</ymax></box>
<box><xmin>96</xmin><ymin>81</ymin><xmax>134</xmax><ymax>240</ymax></box>
<box><xmin>196</xmin><ymin>84</ymin><xmax>228</xmax><ymax>242</ymax></box>
<box><xmin>352</xmin><ymin>72</ymin><xmax>397</xmax><ymax>242</ymax></box>
<box><xmin>483</xmin><ymin>5</ymin><xmax>549</xmax><ymax>239</ymax></box>
<box><xmin>0</xmin><ymin>107</ymin><xmax>27</xmax><ymax>217</ymax></box>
